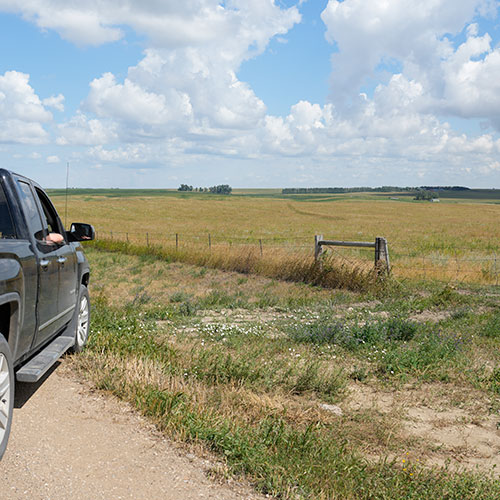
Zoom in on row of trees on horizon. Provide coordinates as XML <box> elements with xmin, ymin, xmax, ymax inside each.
<box><xmin>178</xmin><ymin>184</ymin><xmax>232</xmax><ymax>194</ymax></box>
<box><xmin>281</xmin><ymin>186</ymin><xmax>470</xmax><ymax>194</ymax></box>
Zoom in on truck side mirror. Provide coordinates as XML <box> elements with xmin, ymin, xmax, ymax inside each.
<box><xmin>68</xmin><ymin>222</ymin><xmax>95</xmax><ymax>241</ymax></box>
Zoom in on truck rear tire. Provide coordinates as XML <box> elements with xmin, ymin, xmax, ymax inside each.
<box><xmin>69</xmin><ymin>285</ymin><xmax>90</xmax><ymax>354</ymax></box>
<box><xmin>0</xmin><ymin>334</ymin><xmax>14</xmax><ymax>460</ymax></box>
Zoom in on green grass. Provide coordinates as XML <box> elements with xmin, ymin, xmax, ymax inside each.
<box><xmin>69</xmin><ymin>248</ymin><xmax>500</xmax><ymax>499</ymax></box>
<box><xmin>73</xmin><ymin>295</ymin><xmax>500</xmax><ymax>499</ymax></box>
<box><xmin>479</xmin><ymin>310</ymin><xmax>500</xmax><ymax>339</ymax></box>
<box><xmin>286</xmin><ymin>315</ymin><xmax>465</xmax><ymax>381</ymax></box>
<box><xmin>288</xmin><ymin>316</ymin><xmax>420</xmax><ymax>348</ymax></box>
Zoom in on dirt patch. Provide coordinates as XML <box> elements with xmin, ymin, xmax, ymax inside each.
<box><xmin>347</xmin><ymin>383</ymin><xmax>396</xmax><ymax>414</ymax></box>
<box><xmin>197</xmin><ymin>308</ymin><xmax>293</xmax><ymax>325</ymax></box>
<box><xmin>404</xmin><ymin>406</ymin><xmax>500</xmax><ymax>471</ymax></box>
<box><xmin>346</xmin><ymin>382</ymin><xmax>500</xmax><ymax>474</ymax></box>
<box><xmin>410</xmin><ymin>310</ymin><xmax>452</xmax><ymax>322</ymax></box>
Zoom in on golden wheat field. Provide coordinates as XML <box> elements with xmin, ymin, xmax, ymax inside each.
<box><xmin>52</xmin><ymin>191</ymin><xmax>500</xmax><ymax>284</ymax></box>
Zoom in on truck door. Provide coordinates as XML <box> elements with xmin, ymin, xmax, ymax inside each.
<box><xmin>15</xmin><ymin>180</ymin><xmax>61</xmax><ymax>348</ymax></box>
<box><xmin>33</xmin><ymin>187</ymin><xmax>78</xmax><ymax>327</ymax></box>
<box><xmin>0</xmin><ymin>180</ymin><xmax>38</xmax><ymax>358</ymax></box>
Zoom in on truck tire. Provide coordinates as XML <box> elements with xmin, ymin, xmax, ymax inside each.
<box><xmin>69</xmin><ymin>285</ymin><xmax>90</xmax><ymax>354</ymax></box>
<box><xmin>0</xmin><ymin>334</ymin><xmax>14</xmax><ymax>460</ymax></box>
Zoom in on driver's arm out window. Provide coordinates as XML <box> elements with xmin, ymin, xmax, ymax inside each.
<box><xmin>34</xmin><ymin>188</ymin><xmax>65</xmax><ymax>243</ymax></box>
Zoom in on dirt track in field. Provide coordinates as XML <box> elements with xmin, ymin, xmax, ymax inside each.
<box><xmin>1</xmin><ymin>362</ymin><xmax>265</xmax><ymax>500</ymax></box>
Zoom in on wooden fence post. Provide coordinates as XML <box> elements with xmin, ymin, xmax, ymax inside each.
<box><xmin>259</xmin><ymin>239</ymin><xmax>263</xmax><ymax>257</ymax></box>
<box><xmin>314</xmin><ymin>235</ymin><xmax>324</xmax><ymax>262</ymax></box>
<box><xmin>495</xmin><ymin>253</ymin><xmax>498</xmax><ymax>286</ymax></box>
<box><xmin>110</xmin><ymin>231</ymin><xmax>113</xmax><ymax>240</ymax></box>
<box><xmin>375</xmin><ymin>237</ymin><xmax>390</xmax><ymax>273</ymax></box>
<box><xmin>146</xmin><ymin>233</ymin><xmax>149</xmax><ymax>246</ymax></box>
<box><xmin>208</xmin><ymin>234</ymin><xmax>211</xmax><ymax>250</ymax></box>
<box><xmin>176</xmin><ymin>233</ymin><xmax>179</xmax><ymax>250</ymax></box>
<box><xmin>126</xmin><ymin>232</ymin><xmax>129</xmax><ymax>242</ymax></box>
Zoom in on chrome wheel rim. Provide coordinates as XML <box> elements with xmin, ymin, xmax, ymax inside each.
<box><xmin>0</xmin><ymin>353</ymin><xmax>11</xmax><ymax>442</ymax></box>
<box><xmin>77</xmin><ymin>295</ymin><xmax>89</xmax><ymax>347</ymax></box>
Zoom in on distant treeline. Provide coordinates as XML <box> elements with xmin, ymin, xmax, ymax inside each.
<box><xmin>421</xmin><ymin>186</ymin><xmax>470</xmax><ymax>191</ymax></box>
<box><xmin>282</xmin><ymin>186</ymin><xmax>471</xmax><ymax>194</ymax></box>
<box><xmin>178</xmin><ymin>184</ymin><xmax>232</xmax><ymax>194</ymax></box>
<box><xmin>283</xmin><ymin>187</ymin><xmax>414</xmax><ymax>194</ymax></box>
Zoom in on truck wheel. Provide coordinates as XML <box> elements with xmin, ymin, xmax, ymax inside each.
<box><xmin>0</xmin><ymin>334</ymin><xmax>14</xmax><ymax>460</ymax></box>
<box><xmin>69</xmin><ymin>285</ymin><xmax>90</xmax><ymax>354</ymax></box>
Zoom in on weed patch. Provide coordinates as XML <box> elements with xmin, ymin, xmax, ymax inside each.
<box><xmin>287</xmin><ymin>315</ymin><xmax>466</xmax><ymax>380</ymax></box>
<box><xmin>170</xmin><ymin>291</ymin><xmax>192</xmax><ymax>303</ymax></box>
<box><xmin>288</xmin><ymin>316</ymin><xmax>419</xmax><ymax>350</ymax></box>
<box><xmin>480</xmin><ymin>311</ymin><xmax>500</xmax><ymax>338</ymax></box>
<box><xmin>377</xmin><ymin>330</ymin><xmax>464</xmax><ymax>377</ymax></box>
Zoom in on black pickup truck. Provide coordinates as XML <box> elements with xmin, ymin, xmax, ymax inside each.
<box><xmin>0</xmin><ymin>168</ymin><xmax>94</xmax><ymax>459</ymax></box>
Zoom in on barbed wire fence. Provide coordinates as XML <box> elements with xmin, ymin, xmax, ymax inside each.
<box><xmin>94</xmin><ymin>229</ymin><xmax>499</xmax><ymax>286</ymax></box>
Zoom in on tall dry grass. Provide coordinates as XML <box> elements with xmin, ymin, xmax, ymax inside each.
<box><xmin>55</xmin><ymin>193</ymin><xmax>500</xmax><ymax>251</ymax></box>
<box><xmin>90</xmin><ymin>238</ymin><xmax>378</xmax><ymax>292</ymax></box>
<box><xmin>54</xmin><ymin>191</ymin><xmax>500</xmax><ymax>284</ymax></box>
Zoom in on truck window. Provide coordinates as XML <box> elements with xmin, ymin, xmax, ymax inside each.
<box><xmin>16</xmin><ymin>180</ymin><xmax>45</xmax><ymax>240</ymax></box>
<box><xmin>0</xmin><ymin>183</ymin><xmax>16</xmax><ymax>239</ymax></box>
<box><xmin>34</xmin><ymin>187</ymin><xmax>64</xmax><ymax>237</ymax></box>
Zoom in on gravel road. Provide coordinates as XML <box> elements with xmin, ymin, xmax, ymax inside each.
<box><xmin>1</xmin><ymin>362</ymin><xmax>265</xmax><ymax>500</ymax></box>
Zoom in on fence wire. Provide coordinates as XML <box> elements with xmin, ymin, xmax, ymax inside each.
<box><xmin>94</xmin><ymin>230</ymin><xmax>499</xmax><ymax>285</ymax></box>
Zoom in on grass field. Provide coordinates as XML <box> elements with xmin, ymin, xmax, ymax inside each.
<box><xmin>69</xmin><ymin>246</ymin><xmax>500</xmax><ymax>499</ymax></box>
<box><xmin>61</xmin><ymin>188</ymin><xmax>500</xmax><ymax>498</ymax></box>
<box><xmin>52</xmin><ymin>189</ymin><xmax>500</xmax><ymax>284</ymax></box>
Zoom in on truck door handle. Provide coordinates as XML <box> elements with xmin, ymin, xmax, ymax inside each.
<box><xmin>40</xmin><ymin>258</ymin><xmax>50</xmax><ymax>270</ymax></box>
<box><xmin>58</xmin><ymin>256</ymin><xmax>67</xmax><ymax>265</ymax></box>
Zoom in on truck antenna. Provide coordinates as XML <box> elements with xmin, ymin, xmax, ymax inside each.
<box><xmin>64</xmin><ymin>161</ymin><xmax>69</xmax><ymax>229</ymax></box>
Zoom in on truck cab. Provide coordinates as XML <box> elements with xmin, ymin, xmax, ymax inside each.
<box><xmin>0</xmin><ymin>168</ymin><xmax>94</xmax><ymax>459</ymax></box>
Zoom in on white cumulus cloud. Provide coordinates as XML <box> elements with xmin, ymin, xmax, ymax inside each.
<box><xmin>0</xmin><ymin>0</ymin><xmax>300</xmax><ymax>56</ymax></box>
<box><xmin>43</xmin><ymin>94</ymin><xmax>65</xmax><ymax>112</ymax></box>
<box><xmin>320</xmin><ymin>0</ymin><xmax>493</xmax><ymax>103</ymax></box>
<box><xmin>0</xmin><ymin>70</ymin><xmax>51</xmax><ymax>144</ymax></box>
<box><xmin>320</xmin><ymin>0</ymin><xmax>500</xmax><ymax>129</ymax></box>
<box><xmin>54</xmin><ymin>1</ymin><xmax>299</xmax><ymax>146</ymax></box>
<box><xmin>57</xmin><ymin>112</ymin><xmax>118</xmax><ymax>146</ymax></box>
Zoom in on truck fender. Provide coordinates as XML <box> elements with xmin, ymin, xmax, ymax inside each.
<box><xmin>0</xmin><ymin>292</ymin><xmax>21</xmax><ymax>359</ymax></box>
<box><xmin>76</xmin><ymin>249</ymin><xmax>90</xmax><ymax>286</ymax></box>
<box><xmin>0</xmin><ymin>259</ymin><xmax>22</xmax><ymax>287</ymax></box>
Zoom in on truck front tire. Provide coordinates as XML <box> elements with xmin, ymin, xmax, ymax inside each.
<box><xmin>0</xmin><ymin>334</ymin><xmax>14</xmax><ymax>460</ymax></box>
<box><xmin>69</xmin><ymin>285</ymin><xmax>90</xmax><ymax>354</ymax></box>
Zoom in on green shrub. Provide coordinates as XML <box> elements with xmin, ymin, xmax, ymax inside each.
<box><xmin>479</xmin><ymin>311</ymin><xmax>500</xmax><ymax>338</ymax></box>
<box><xmin>378</xmin><ymin>330</ymin><xmax>463</xmax><ymax>376</ymax></box>
<box><xmin>288</xmin><ymin>316</ymin><xmax>419</xmax><ymax>350</ymax></box>
<box><xmin>170</xmin><ymin>291</ymin><xmax>192</xmax><ymax>303</ymax></box>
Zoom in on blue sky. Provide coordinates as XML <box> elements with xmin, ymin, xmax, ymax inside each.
<box><xmin>0</xmin><ymin>0</ymin><xmax>499</xmax><ymax>188</ymax></box>
<box><xmin>239</xmin><ymin>1</ymin><xmax>331</xmax><ymax>116</ymax></box>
